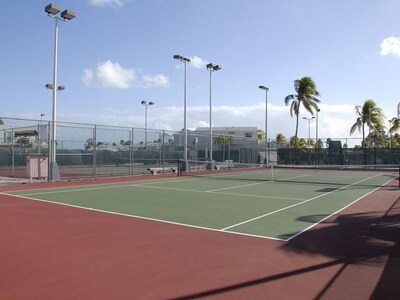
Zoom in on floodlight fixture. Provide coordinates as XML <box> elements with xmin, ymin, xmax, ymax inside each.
<box><xmin>206</xmin><ymin>63</ymin><xmax>222</xmax><ymax>71</ymax></box>
<box><xmin>174</xmin><ymin>54</ymin><xmax>191</xmax><ymax>63</ymax></box>
<box><xmin>45</xmin><ymin>3</ymin><xmax>60</xmax><ymax>15</ymax></box>
<box><xmin>61</xmin><ymin>9</ymin><xmax>76</xmax><ymax>20</ymax></box>
<box><xmin>46</xmin><ymin>84</ymin><xmax>65</xmax><ymax>91</ymax></box>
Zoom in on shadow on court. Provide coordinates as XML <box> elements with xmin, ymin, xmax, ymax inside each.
<box><xmin>280</xmin><ymin>197</ymin><xmax>400</xmax><ymax>299</ymax></box>
<box><xmin>173</xmin><ymin>195</ymin><xmax>400</xmax><ymax>300</ymax></box>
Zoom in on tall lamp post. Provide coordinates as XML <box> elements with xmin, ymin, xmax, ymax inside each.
<box><xmin>388</xmin><ymin>119</ymin><xmax>392</xmax><ymax>149</ymax></box>
<box><xmin>141</xmin><ymin>100</ymin><xmax>155</xmax><ymax>150</ymax></box>
<box><xmin>303</xmin><ymin>116</ymin><xmax>315</xmax><ymax>164</ymax></box>
<box><xmin>303</xmin><ymin>116</ymin><xmax>315</xmax><ymax>146</ymax></box>
<box><xmin>206</xmin><ymin>63</ymin><xmax>221</xmax><ymax>169</ymax></box>
<box><xmin>316</xmin><ymin>108</ymin><xmax>320</xmax><ymax>164</ymax></box>
<box><xmin>173</xmin><ymin>54</ymin><xmax>191</xmax><ymax>172</ymax></box>
<box><xmin>45</xmin><ymin>3</ymin><xmax>75</xmax><ymax>181</ymax></box>
<box><xmin>38</xmin><ymin>114</ymin><xmax>46</xmax><ymax>154</ymax></box>
<box><xmin>259</xmin><ymin>85</ymin><xmax>269</xmax><ymax>164</ymax></box>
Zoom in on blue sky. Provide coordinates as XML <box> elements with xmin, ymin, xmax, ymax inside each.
<box><xmin>1</xmin><ymin>0</ymin><xmax>400</xmax><ymax>143</ymax></box>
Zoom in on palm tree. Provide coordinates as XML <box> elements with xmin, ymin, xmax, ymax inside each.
<box><xmin>388</xmin><ymin>102</ymin><xmax>400</xmax><ymax>135</ymax></box>
<box><xmin>215</xmin><ymin>135</ymin><xmax>234</xmax><ymax>161</ymax></box>
<box><xmin>276</xmin><ymin>133</ymin><xmax>286</xmax><ymax>148</ymax></box>
<box><xmin>389</xmin><ymin>117</ymin><xmax>400</xmax><ymax>134</ymax></box>
<box><xmin>350</xmin><ymin>99</ymin><xmax>385</xmax><ymax>147</ymax></box>
<box><xmin>284</xmin><ymin>76</ymin><xmax>321</xmax><ymax>146</ymax></box>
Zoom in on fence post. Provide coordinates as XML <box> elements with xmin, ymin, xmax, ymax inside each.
<box><xmin>11</xmin><ymin>129</ymin><xmax>15</xmax><ymax>177</ymax></box>
<box><xmin>130</xmin><ymin>128</ymin><xmax>134</xmax><ymax>175</ymax></box>
<box><xmin>93</xmin><ymin>125</ymin><xmax>97</xmax><ymax>178</ymax></box>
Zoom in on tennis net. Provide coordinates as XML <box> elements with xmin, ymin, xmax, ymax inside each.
<box><xmin>178</xmin><ymin>160</ymin><xmax>400</xmax><ymax>188</ymax></box>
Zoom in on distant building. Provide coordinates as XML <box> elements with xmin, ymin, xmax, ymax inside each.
<box><xmin>174</xmin><ymin>127</ymin><xmax>259</xmax><ymax>147</ymax></box>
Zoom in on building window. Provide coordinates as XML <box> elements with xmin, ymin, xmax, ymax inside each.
<box><xmin>245</xmin><ymin>133</ymin><xmax>252</xmax><ymax>138</ymax></box>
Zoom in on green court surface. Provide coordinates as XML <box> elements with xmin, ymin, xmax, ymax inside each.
<box><xmin>6</xmin><ymin>167</ymin><xmax>397</xmax><ymax>240</ymax></box>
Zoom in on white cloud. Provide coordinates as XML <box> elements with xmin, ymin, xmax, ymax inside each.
<box><xmin>82</xmin><ymin>60</ymin><xmax>136</xmax><ymax>89</ymax></box>
<box><xmin>83</xmin><ymin>61</ymin><xmax>170</xmax><ymax>89</ymax></box>
<box><xmin>190</xmin><ymin>56</ymin><xmax>208</xmax><ymax>69</ymax></box>
<box><xmin>142</xmin><ymin>73</ymin><xmax>170</xmax><ymax>88</ymax></box>
<box><xmin>380</xmin><ymin>37</ymin><xmax>400</xmax><ymax>57</ymax></box>
<box><xmin>88</xmin><ymin>0</ymin><xmax>129</xmax><ymax>7</ymax></box>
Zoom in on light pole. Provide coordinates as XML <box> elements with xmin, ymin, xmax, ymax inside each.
<box><xmin>45</xmin><ymin>3</ymin><xmax>75</xmax><ymax>181</ymax></box>
<box><xmin>173</xmin><ymin>54</ymin><xmax>191</xmax><ymax>172</ymax></box>
<box><xmin>38</xmin><ymin>113</ymin><xmax>45</xmax><ymax>154</ymax></box>
<box><xmin>259</xmin><ymin>85</ymin><xmax>269</xmax><ymax>164</ymax></box>
<box><xmin>388</xmin><ymin>119</ymin><xmax>392</xmax><ymax>149</ymax></box>
<box><xmin>303</xmin><ymin>116</ymin><xmax>315</xmax><ymax>164</ymax></box>
<box><xmin>206</xmin><ymin>63</ymin><xmax>221</xmax><ymax>169</ymax></box>
<box><xmin>303</xmin><ymin>116</ymin><xmax>315</xmax><ymax>146</ymax></box>
<box><xmin>316</xmin><ymin>108</ymin><xmax>320</xmax><ymax>164</ymax></box>
<box><xmin>141</xmin><ymin>100</ymin><xmax>155</xmax><ymax>150</ymax></box>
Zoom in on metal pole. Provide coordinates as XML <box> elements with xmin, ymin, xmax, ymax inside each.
<box><xmin>316</xmin><ymin>109</ymin><xmax>319</xmax><ymax>165</ymax></box>
<box><xmin>209</xmin><ymin>69</ymin><xmax>213</xmax><ymax>163</ymax></box>
<box><xmin>259</xmin><ymin>86</ymin><xmax>269</xmax><ymax>164</ymax></box>
<box><xmin>145</xmin><ymin>104</ymin><xmax>148</xmax><ymax>149</ymax></box>
<box><xmin>183</xmin><ymin>60</ymin><xmax>188</xmax><ymax>171</ymax></box>
<box><xmin>265</xmin><ymin>90</ymin><xmax>268</xmax><ymax>164</ymax></box>
<box><xmin>389</xmin><ymin>121</ymin><xmax>392</xmax><ymax>149</ymax></box>
<box><xmin>50</xmin><ymin>17</ymin><xmax>61</xmax><ymax>181</ymax></box>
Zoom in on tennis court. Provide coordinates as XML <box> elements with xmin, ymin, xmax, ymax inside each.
<box><xmin>1</xmin><ymin>164</ymin><xmax>399</xmax><ymax>299</ymax></box>
<box><xmin>5</xmin><ymin>165</ymin><xmax>397</xmax><ymax>241</ymax></box>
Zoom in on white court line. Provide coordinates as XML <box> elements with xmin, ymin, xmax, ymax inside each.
<box><xmin>10</xmin><ymin>176</ymin><xmax>202</xmax><ymax>197</ymax></box>
<box><xmin>0</xmin><ymin>192</ymin><xmax>285</xmax><ymax>242</ymax></box>
<box><xmin>285</xmin><ymin>176</ymin><xmax>395</xmax><ymax>241</ymax></box>
<box><xmin>206</xmin><ymin>174</ymin><xmax>310</xmax><ymax>193</ymax></box>
<box><xmin>220</xmin><ymin>173</ymin><xmax>383</xmax><ymax>231</ymax></box>
<box><xmin>134</xmin><ymin>185</ymin><xmax>305</xmax><ymax>202</ymax></box>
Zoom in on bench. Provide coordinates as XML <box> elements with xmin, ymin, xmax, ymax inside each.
<box><xmin>148</xmin><ymin>167</ymin><xmax>177</xmax><ymax>175</ymax></box>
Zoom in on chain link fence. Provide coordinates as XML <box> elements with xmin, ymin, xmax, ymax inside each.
<box><xmin>1</xmin><ymin>117</ymin><xmax>398</xmax><ymax>180</ymax></box>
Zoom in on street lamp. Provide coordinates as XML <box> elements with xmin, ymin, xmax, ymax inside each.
<box><xmin>173</xmin><ymin>54</ymin><xmax>191</xmax><ymax>172</ymax></box>
<box><xmin>316</xmin><ymin>108</ymin><xmax>320</xmax><ymax>164</ymax></box>
<box><xmin>206</xmin><ymin>63</ymin><xmax>222</xmax><ymax>169</ymax></box>
<box><xmin>303</xmin><ymin>116</ymin><xmax>315</xmax><ymax>165</ymax></box>
<box><xmin>259</xmin><ymin>85</ymin><xmax>269</xmax><ymax>164</ymax></box>
<box><xmin>38</xmin><ymin>114</ymin><xmax>46</xmax><ymax>154</ymax></box>
<box><xmin>141</xmin><ymin>100</ymin><xmax>155</xmax><ymax>150</ymax></box>
<box><xmin>45</xmin><ymin>3</ymin><xmax>76</xmax><ymax>181</ymax></box>
<box><xmin>303</xmin><ymin>117</ymin><xmax>315</xmax><ymax>146</ymax></box>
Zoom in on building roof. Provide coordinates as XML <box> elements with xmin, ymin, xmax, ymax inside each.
<box><xmin>195</xmin><ymin>127</ymin><xmax>258</xmax><ymax>132</ymax></box>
